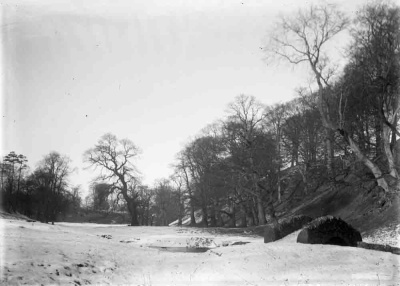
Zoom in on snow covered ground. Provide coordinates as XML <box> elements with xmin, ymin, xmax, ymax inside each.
<box><xmin>1</xmin><ymin>219</ymin><xmax>399</xmax><ymax>285</ymax></box>
<box><xmin>362</xmin><ymin>223</ymin><xmax>400</xmax><ymax>248</ymax></box>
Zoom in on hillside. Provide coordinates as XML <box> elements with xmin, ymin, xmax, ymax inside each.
<box><xmin>169</xmin><ymin>166</ymin><xmax>400</xmax><ymax>247</ymax></box>
<box><xmin>279</xmin><ymin>178</ymin><xmax>399</xmax><ymax>247</ymax></box>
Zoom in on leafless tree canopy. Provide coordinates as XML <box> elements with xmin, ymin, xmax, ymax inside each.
<box><xmin>83</xmin><ymin>133</ymin><xmax>142</xmax><ymax>225</ymax></box>
<box><xmin>83</xmin><ymin>133</ymin><xmax>141</xmax><ymax>184</ymax></box>
<box><xmin>267</xmin><ymin>4</ymin><xmax>349</xmax><ymax>86</ymax></box>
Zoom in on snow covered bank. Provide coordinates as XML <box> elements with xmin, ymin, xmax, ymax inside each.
<box><xmin>1</xmin><ymin>219</ymin><xmax>399</xmax><ymax>285</ymax></box>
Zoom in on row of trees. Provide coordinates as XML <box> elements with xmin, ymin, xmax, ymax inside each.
<box><xmin>81</xmin><ymin>2</ymin><xmax>399</xmax><ymax>228</ymax></box>
<box><xmin>82</xmin><ymin>1</ymin><xmax>398</xmax><ymax>227</ymax></box>
<box><xmin>1</xmin><ymin>151</ymin><xmax>81</xmax><ymax>223</ymax></box>
<box><xmin>167</xmin><ymin>94</ymin><xmax>328</xmax><ymax>227</ymax></box>
<box><xmin>267</xmin><ymin>1</ymin><xmax>400</xmax><ymax>192</ymax></box>
<box><xmin>3</xmin><ymin>1</ymin><xmax>398</xmax><ymax>227</ymax></box>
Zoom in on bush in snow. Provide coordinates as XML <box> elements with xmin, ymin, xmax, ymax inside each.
<box><xmin>297</xmin><ymin>215</ymin><xmax>362</xmax><ymax>247</ymax></box>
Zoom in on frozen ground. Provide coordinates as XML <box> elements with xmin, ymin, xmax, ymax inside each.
<box><xmin>362</xmin><ymin>223</ymin><xmax>400</xmax><ymax>248</ymax></box>
<box><xmin>1</xmin><ymin>219</ymin><xmax>399</xmax><ymax>285</ymax></box>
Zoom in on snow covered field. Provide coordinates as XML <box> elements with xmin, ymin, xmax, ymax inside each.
<box><xmin>1</xmin><ymin>219</ymin><xmax>399</xmax><ymax>285</ymax></box>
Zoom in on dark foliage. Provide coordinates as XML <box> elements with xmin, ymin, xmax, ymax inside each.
<box><xmin>297</xmin><ymin>216</ymin><xmax>362</xmax><ymax>247</ymax></box>
<box><xmin>1</xmin><ymin>152</ymin><xmax>81</xmax><ymax>222</ymax></box>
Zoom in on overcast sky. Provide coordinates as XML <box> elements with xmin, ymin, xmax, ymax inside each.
<box><xmin>2</xmin><ymin>0</ymin><xmax>366</xmax><ymax>194</ymax></box>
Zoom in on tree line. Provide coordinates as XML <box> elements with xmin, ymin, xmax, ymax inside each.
<box><xmin>142</xmin><ymin>1</ymin><xmax>398</xmax><ymax>227</ymax></box>
<box><xmin>2</xmin><ymin>1</ymin><xmax>399</xmax><ymax>227</ymax></box>
<box><xmin>1</xmin><ymin>151</ymin><xmax>81</xmax><ymax>223</ymax></box>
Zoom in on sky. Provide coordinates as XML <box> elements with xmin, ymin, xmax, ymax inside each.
<box><xmin>2</xmin><ymin>0</ymin><xmax>367</xmax><ymax>194</ymax></box>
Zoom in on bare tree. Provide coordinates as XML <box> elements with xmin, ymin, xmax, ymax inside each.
<box><xmin>348</xmin><ymin>1</ymin><xmax>400</xmax><ymax>185</ymax></box>
<box><xmin>264</xmin><ymin>103</ymin><xmax>288</xmax><ymax>202</ymax></box>
<box><xmin>37</xmin><ymin>152</ymin><xmax>72</xmax><ymax>223</ymax></box>
<box><xmin>174</xmin><ymin>151</ymin><xmax>197</xmax><ymax>225</ymax></box>
<box><xmin>2</xmin><ymin>151</ymin><xmax>28</xmax><ymax>212</ymax></box>
<box><xmin>267</xmin><ymin>3</ymin><xmax>349</xmax><ymax>179</ymax></box>
<box><xmin>83</xmin><ymin>133</ymin><xmax>142</xmax><ymax>225</ymax></box>
<box><xmin>226</xmin><ymin>95</ymin><xmax>279</xmax><ymax>225</ymax></box>
<box><xmin>266</xmin><ymin>3</ymin><xmax>398</xmax><ymax>192</ymax></box>
<box><xmin>170</xmin><ymin>172</ymin><xmax>186</xmax><ymax>226</ymax></box>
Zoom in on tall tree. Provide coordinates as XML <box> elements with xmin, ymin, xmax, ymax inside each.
<box><xmin>225</xmin><ymin>95</ymin><xmax>278</xmax><ymax>225</ymax></box>
<box><xmin>183</xmin><ymin>134</ymin><xmax>226</xmax><ymax>227</ymax></box>
<box><xmin>136</xmin><ymin>185</ymin><xmax>154</xmax><ymax>226</ymax></box>
<box><xmin>265</xmin><ymin>103</ymin><xmax>288</xmax><ymax>202</ymax></box>
<box><xmin>267</xmin><ymin>3</ymin><xmax>349</xmax><ymax>179</ymax></box>
<box><xmin>174</xmin><ymin>151</ymin><xmax>197</xmax><ymax>225</ymax></box>
<box><xmin>83</xmin><ymin>133</ymin><xmax>142</xmax><ymax>226</ymax></box>
<box><xmin>170</xmin><ymin>173</ymin><xmax>186</xmax><ymax>226</ymax></box>
<box><xmin>266</xmin><ymin>3</ymin><xmax>400</xmax><ymax>192</ymax></box>
<box><xmin>346</xmin><ymin>1</ymin><xmax>400</xmax><ymax>184</ymax></box>
<box><xmin>1</xmin><ymin>152</ymin><xmax>28</xmax><ymax>212</ymax></box>
<box><xmin>36</xmin><ymin>152</ymin><xmax>72</xmax><ymax>223</ymax></box>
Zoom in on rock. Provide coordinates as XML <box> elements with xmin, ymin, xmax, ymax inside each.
<box><xmin>264</xmin><ymin>226</ymin><xmax>280</xmax><ymax>243</ymax></box>
<box><xmin>297</xmin><ymin>216</ymin><xmax>362</xmax><ymax>247</ymax></box>
<box><xmin>264</xmin><ymin>215</ymin><xmax>313</xmax><ymax>243</ymax></box>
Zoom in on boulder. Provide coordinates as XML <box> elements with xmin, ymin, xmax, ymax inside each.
<box><xmin>264</xmin><ymin>215</ymin><xmax>313</xmax><ymax>243</ymax></box>
<box><xmin>297</xmin><ymin>216</ymin><xmax>362</xmax><ymax>247</ymax></box>
<box><xmin>264</xmin><ymin>225</ymin><xmax>280</xmax><ymax>243</ymax></box>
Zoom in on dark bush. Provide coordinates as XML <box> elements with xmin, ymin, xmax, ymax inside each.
<box><xmin>297</xmin><ymin>216</ymin><xmax>362</xmax><ymax>247</ymax></box>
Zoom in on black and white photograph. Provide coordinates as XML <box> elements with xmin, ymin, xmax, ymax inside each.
<box><xmin>1</xmin><ymin>0</ymin><xmax>400</xmax><ymax>284</ymax></box>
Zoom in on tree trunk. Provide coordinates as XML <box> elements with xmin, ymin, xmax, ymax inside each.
<box><xmin>383</xmin><ymin>125</ymin><xmax>399</xmax><ymax>179</ymax></box>
<box><xmin>277</xmin><ymin>129</ymin><xmax>282</xmax><ymax>202</ymax></box>
<box><xmin>246</xmin><ymin>200</ymin><xmax>255</xmax><ymax>226</ymax></box>
<box><xmin>251</xmin><ymin>199</ymin><xmax>258</xmax><ymax>226</ymax></box>
<box><xmin>145</xmin><ymin>203</ymin><xmax>150</xmax><ymax>226</ymax></box>
<box><xmin>325</xmin><ymin>128</ymin><xmax>335</xmax><ymax>178</ymax></box>
<box><xmin>345</xmin><ymin>132</ymin><xmax>389</xmax><ymax>192</ymax></box>
<box><xmin>265</xmin><ymin>200</ymin><xmax>278</xmax><ymax>228</ymax></box>
<box><xmin>315</xmin><ymin>80</ymin><xmax>391</xmax><ymax>192</ymax></box>
<box><xmin>128</xmin><ymin>199</ymin><xmax>139</xmax><ymax>226</ymax></box>
<box><xmin>292</xmin><ymin>142</ymin><xmax>299</xmax><ymax>167</ymax></box>
<box><xmin>178</xmin><ymin>196</ymin><xmax>184</xmax><ymax>226</ymax></box>
<box><xmin>201</xmin><ymin>204</ymin><xmax>208</xmax><ymax>227</ymax></box>
<box><xmin>299</xmin><ymin>165</ymin><xmax>308</xmax><ymax>195</ymax></box>
<box><xmin>277</xmin><ymin>172</ymin><xmax>281</xmax><ymax>203</ymax></box>
<box><xmin>190</xmin><ymin>201</ymin><xmax>196</xmax><ymax>226</ymax></box>
<box><xmin>210</xmin><ymin>202</ymin><xmax>217</xmax><ymax>227</ymax></box>
<box><xmin>230</xmin><ymin>204</ymin><xmax>236</xmax><ymax>228</ymax></box>
<box><xmin>256</xmin><ymin>196</ymin><xmax>266</xmax><ymax>225</ymax></box>
<box><xmin>365</xmin><ymin>115</ymin><xmax>371</xmax><ymax>154</ymax></box>
<box><xmin>390</xmin><ymin>114</ymin><xmax>398</xmax><ymax>151</ymax></box>
<box><xmin>217</xmin><ymin>209</ymin><xmax>224</xmax><ymax>227</ymax></box>
<box><xmin>240</xmin><ymin>203</ymin><xmax>247</xmax><ymax>227</ymax></box>
<box><xmin>375</xmin><ymin>115</ymin><xmax>383</xmax><ymax>158</ymax></box>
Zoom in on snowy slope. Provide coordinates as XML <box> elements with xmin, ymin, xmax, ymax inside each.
<box><xmin>1</xmin><ymin>219</ymin><xmax>399</xmax><ymax>285</ymax></box>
